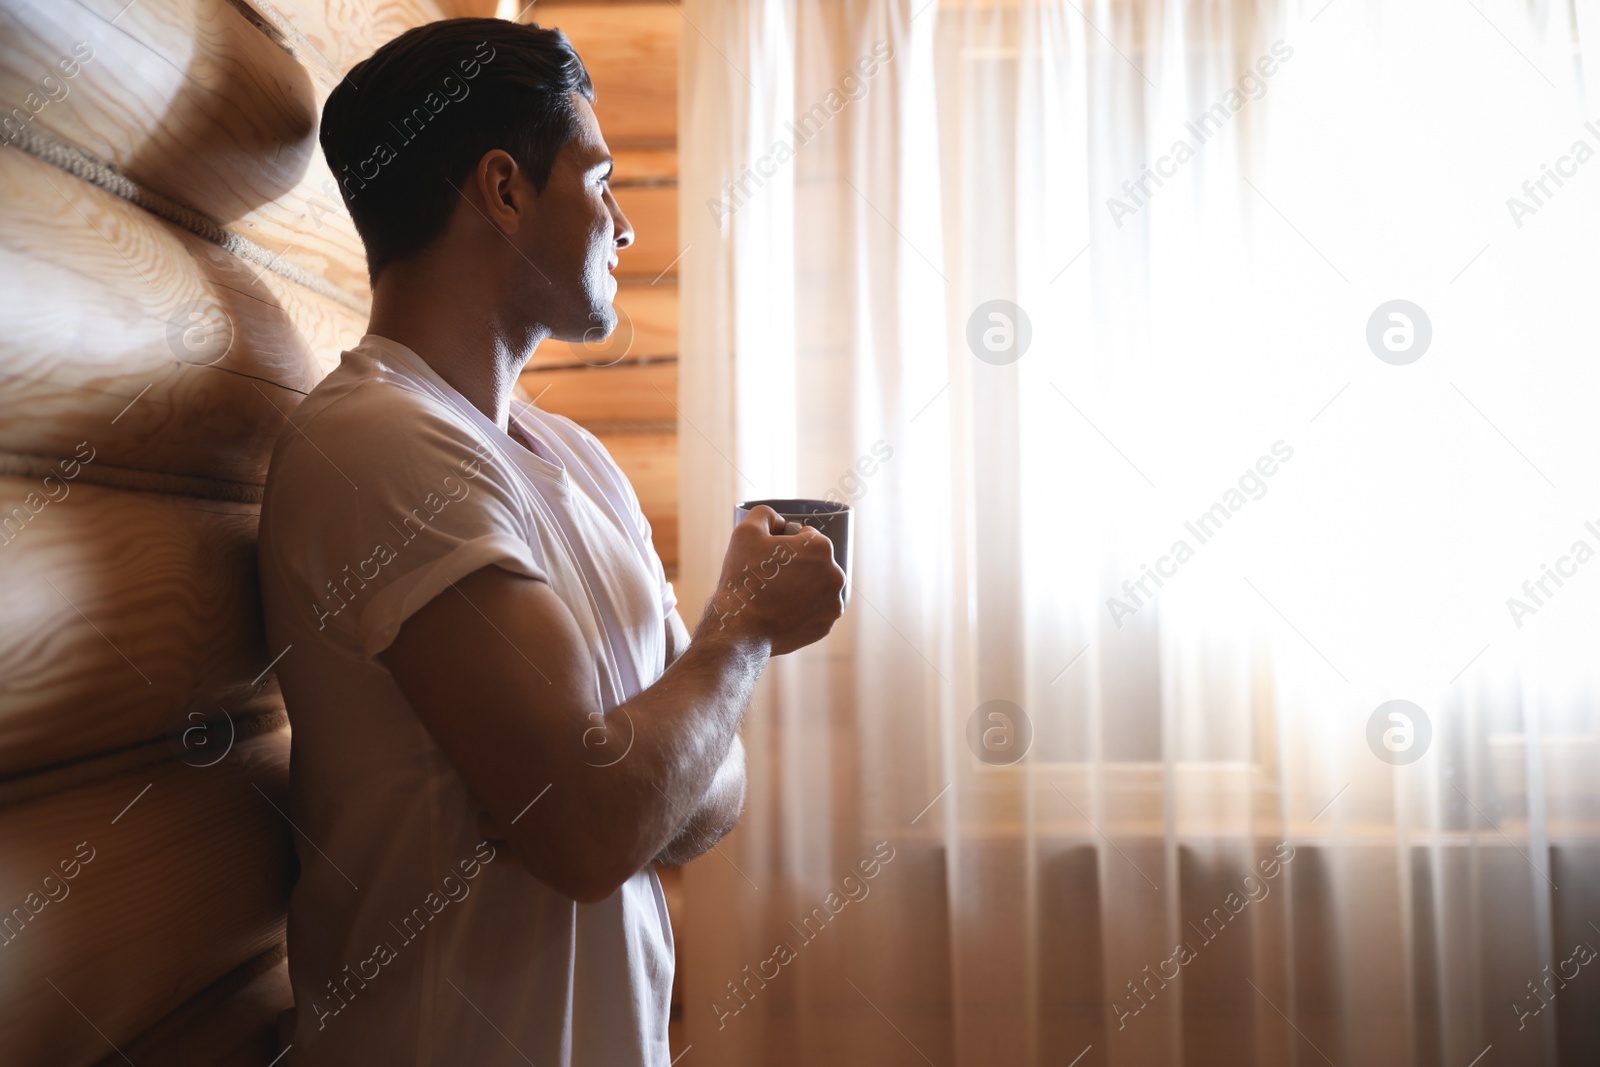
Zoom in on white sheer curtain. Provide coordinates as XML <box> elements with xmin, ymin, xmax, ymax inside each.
<box><xmin>675</xmin><ymin>1</ymin><xmax>1600</xmax><ymax>1064</ymax></box>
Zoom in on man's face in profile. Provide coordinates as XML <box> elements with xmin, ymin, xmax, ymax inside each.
<box><xmin>520</xmin><ymin>93</ymin><xmax>633</xmax><ymax>345</ymax></box>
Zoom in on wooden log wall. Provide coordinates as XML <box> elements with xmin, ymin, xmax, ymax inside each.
<box><xmin>0</xmin><ymin>0</ymin><xmax>680</xmax><ymax>1062</ymax></box>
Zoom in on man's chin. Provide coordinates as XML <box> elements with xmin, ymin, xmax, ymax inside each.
<box><xmin>554</xmin><ymin>303</ymin><xmax>618</xmax><ymax>346</ymax></box>
<box><xmin>547</xmin><ymin>299</ymin><xmax>632</xmax><ymax>366</ymax></box>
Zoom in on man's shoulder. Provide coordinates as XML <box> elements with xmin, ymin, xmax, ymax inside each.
<box><xmin>268</xmin><ymin>358</ymin><xmax>467</xmax><ymax>478</ymax></box>
<box><xmin>283</xmin><ymin>351</ymin><xmax>437</xmax><ymax>440</ymax></box>
<box><xmin>260</xmin><ymin>353</ymin><xmax>500</xmax><ymax>531</ymax></box>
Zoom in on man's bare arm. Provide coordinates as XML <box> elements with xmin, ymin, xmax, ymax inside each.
<box><xmin>648</xmin><ymin>607</ymin><xmax>746</xmax><ymax>867</ymax></box>
<box><xmin>382</xmin><ymin>509</ymin><xmax>843</xmax><ymax>903</ymax></box>
<box><xmin>653</xmin><ymin>731</ymin><xmax>745</xmax><ymax>867</ymax></box>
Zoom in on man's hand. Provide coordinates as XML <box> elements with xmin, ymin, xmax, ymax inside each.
<box><xmin>706</xmin><ymin>507</ymin><xmax>845</xmax><ymax>655</ymax></box>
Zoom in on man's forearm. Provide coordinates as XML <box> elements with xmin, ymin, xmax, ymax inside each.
<box><xmin>579</xmin><ymin>597</ymin><xmax>766</xmax><ymax>888</ymax></box>
<box><xmin>653</xmin><ymin>732</ymin><xmax>746</xmax><ymax>867</ymax></box>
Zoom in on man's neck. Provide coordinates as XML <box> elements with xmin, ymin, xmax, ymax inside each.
<box><xmin>366</xmin><ymin>265</ymin><xmax>548</xmax><ymax>430</ymax></box>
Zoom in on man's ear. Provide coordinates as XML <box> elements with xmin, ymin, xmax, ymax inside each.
<box><xmin>471</xmin><ymin>149</ymin><xmax>528</xmax><ymax>236</ymax></box>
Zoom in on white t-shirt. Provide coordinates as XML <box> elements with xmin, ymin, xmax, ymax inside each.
<box><xmin>258</xmin><ymin>334</ymin><xmax>676</xmax><ymax>1066</ymax></box>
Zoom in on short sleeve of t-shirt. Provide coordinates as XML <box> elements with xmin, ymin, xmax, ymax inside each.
<box><xmin>265</xmin><ymin>382</ymin><xmax>549</xmax><ymax>662</ymax></box>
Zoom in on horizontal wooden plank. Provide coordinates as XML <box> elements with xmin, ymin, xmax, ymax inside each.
<box><xmin>0</xmin><ymin>149</ymin><xmax>364</xmax><ymax>488</ymax></box>
<box><xmin>597</xmin><ymin>430</ymin><xmax>676</xmax><ymax>567</ymax></box>
<box><xmin>612</xmin><ymin>145</ymin><xmax>678</xmax><ymax>186</ymax></box>
<box><xmin>522</xmin><ymin>360</ymin><xmax>677</xmax><ymax>424</ymax></box>
<box><xmin>0</xmin><ymin>477</ymin><xmax>274</xmax><ymax>779</ymax></box>
<box><xmin>617</xmin><ymin>183</ymin><xmax>680</xmax><ymax>280</ymax></box>
<box><xmin>526</xmin><ymin>281</ymin><xmax>676</xmax><ymax>368</ymax></box>
<box><xmin>0</xmin><ymin>729</ymin><xmax>293</xmax><ymax>1067</ymax></box>
<box><xmin>523</xmin><ymin>2</ymin><xmax>678</xmax><ymax>146</ymax></box>
<box><xmin>0</xmin><ymin>0</ymin><xmax>372</xmax><ymax>301</ymax></box>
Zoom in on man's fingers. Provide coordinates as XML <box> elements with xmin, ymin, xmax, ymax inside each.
<box><xmin>741</xmin><ymin>507</ymin><xmax>824</xmax><ymax>539</ymax></box>
<box><xmin>799</xmin><ymin>526</ymin><xmax>832</xmax><ymax>555</ymax></box>
<box><xmin>743</xmin><ymin>504</ymin><xmax>786</xmax><ymax>534</ymax></box>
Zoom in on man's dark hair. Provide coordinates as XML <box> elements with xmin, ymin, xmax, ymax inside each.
<box><xmin>320</xmin><ymin>18</ymin><xmax>595</xmax><ymax>282</ymax></box>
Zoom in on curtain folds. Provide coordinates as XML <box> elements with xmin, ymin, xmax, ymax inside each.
<box><xmin>675</xmin><ymin>1</ymin><xmax>1600</xmax><ymax>1063</ymax></box>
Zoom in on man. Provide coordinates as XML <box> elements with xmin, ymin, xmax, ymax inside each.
<box><xmin>257</xmin><ymin>18</ymin><xmax>845</xmax><ymax>1065</ymax></box>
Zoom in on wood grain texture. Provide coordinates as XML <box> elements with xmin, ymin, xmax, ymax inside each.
<box><xmin>0</xmin><ymin>708</ymin><xmax>286</xmax><ymax>812</ymax></box>
<box><xmin>596</xmin><ymin>430</ymin><xmax>676</xmax><ymax>567</ymax></box>
<box><xmin>239</xmin><ymin>0</ymin><xmax>447</xmax><ymax>86</ymax></box>
<box><xmin>526</xmin><ymin>281</ymin><xmax>676</xmax><ymax>369</ymax></box>
<box><xmin>95</xmin><ymin>946</ymin><xmax>291</xmax><ymax>1067</ymax></box>
<box><xmin>0</xmin><ymin>477</ymin><xmax>275</xmax><ymax>779</ymax></box>
<box><xmin>522</xmin><ymin>2</ymin><xmax>678</xmax><ymax>146</ymax></box>
<box><xmin>522</xmin><ymin>359</ymin><xmax>677</xmax><ymax>424</ymax></box>
<box><xmin>430</xmin><ymin>0</ymin><xmax>497</xmax><ymax>18</ymax></box>
<box><xmin>0</xmin><ymin>149</ymin><xmax>363</xmax><ymax>488</ymax></box>
<box><xmin>0</xmin><ymin>729</ymin><xmax>293</xmax><ymax>1067</ymax></box>
<box><xmin>0</xmin><ymin>0</ymin><xmax>372</xmax><ymax>300</ymax></box>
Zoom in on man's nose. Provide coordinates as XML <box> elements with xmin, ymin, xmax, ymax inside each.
<box><xmin>609</xmin><ymin>193</ymin><xmax>635</xmax><ymax>250</ymax></box>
